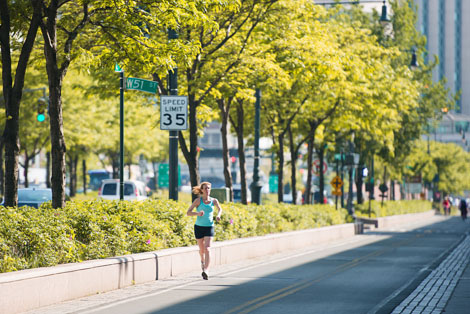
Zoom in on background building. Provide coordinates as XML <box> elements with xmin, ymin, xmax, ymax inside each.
<box><xmin>414</xmin><ymin>0</ymin><xmax>470</xmax><ymax>148</ymax></box>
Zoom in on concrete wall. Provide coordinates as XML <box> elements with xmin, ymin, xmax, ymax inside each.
<box><xmin>0</xmin><ymin>211</ymin><xmax>435</xmax><ymax>314</ymax></box>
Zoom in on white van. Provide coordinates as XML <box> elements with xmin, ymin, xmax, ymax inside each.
<box><xmin>98</xmin><ymin>179</ymin><xmax>148</xmax><ymax>201</ymax></box>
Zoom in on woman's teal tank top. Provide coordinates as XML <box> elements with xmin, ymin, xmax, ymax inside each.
<box><xmin>195</xmin><ymin>197</ymin><xmax>215</xmax><ymax>227</ymax></box>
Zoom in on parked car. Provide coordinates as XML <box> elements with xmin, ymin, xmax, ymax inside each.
<box><xmin>0</xmin><ymin>188</ymin><xmax>53</xmax><ymax>208</ymax></box>
<box><xmin>233</xmin><ymin>184</ymin><xmax>251</xmax><ymax>203</ymax></box>
<box><xmin>98</xmin><ymin>179</ymin><xmax>148</xmax><ymax>201</ymax></box>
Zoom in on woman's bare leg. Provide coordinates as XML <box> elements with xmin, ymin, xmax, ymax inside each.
<box><xmin>197</xmin><ymin>238</ymin><xmax>205</xmax><ymax>268</ymax></box>
<box><xmin>203</xmin><ymin>236</ymin><xmax>212</xmax><ymax>271</ymax></box>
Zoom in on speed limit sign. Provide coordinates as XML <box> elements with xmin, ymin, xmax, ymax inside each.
<box><xmin>160</xmin><ymin>96</ymin><xmax>188</xmax><ymax>130</ymax></box>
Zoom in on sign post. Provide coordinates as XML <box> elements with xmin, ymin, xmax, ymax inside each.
<box><xmin>116</xmin><ymin>65</ymin><xmax>125</xmax><ymax>200</ymax></box>
<box><xmin>116</xmin><ymin>63</ymin><xmax>159</xmax><ymax>200</ymax></box>
<box><xmin>168</xmin><ymin>28</ymin><xmax>180</xmax><ymax>201</ymax></box>
<box><xmin>330</xmin><ymin>175</ymin><xmax>343</xmax><ymax>210</ymax></box>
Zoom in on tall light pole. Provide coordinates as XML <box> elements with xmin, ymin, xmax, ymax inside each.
<box><xmin>168</xmin><ymin>29</ymin><xmax>179</xmax><ymax>201</ymax></box>
<box><xmin>251</xmin><ymin>89</ymin><xmax>262</xmax><ymax>204</ymax></box>
<box><xmin>119</xmin><ymin>69</ymin><xmax>125</xmax><ymax>200</ymax></box>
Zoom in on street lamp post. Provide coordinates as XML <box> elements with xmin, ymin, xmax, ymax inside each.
<box><xmin>168</xmin><ymin>29</ymin><xmax>179</xmax><ymax>201</ymax></box>
<box><xmin>368</xmin><ymin>154</ymin><xmax>374</xmax><ymax>217</ymax></box>
<box><xmin>251</xmin><ymin>89</ymin><xmax>262</xmax><ymax>205</ymax></box>
<box><xmin>119</xmin><ymin>70</ymin><xmax>124</xmax><ymax>200</ymax></box>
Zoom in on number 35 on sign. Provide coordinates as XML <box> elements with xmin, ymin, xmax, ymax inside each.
<box><xmin>160</xmin><ymin>96</ymin><xmax>188</xmax><ymax>131</ymax></box>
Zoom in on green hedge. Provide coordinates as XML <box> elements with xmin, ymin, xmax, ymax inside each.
<box><xmin>1</xmin><ymin>199</ymin><xmax>430</xmax><ymax>273</ymax></box>
<box><xmin>0</xmin><ymin>200</ymin><xmax>351</xmax><ymax>273</ymax></box>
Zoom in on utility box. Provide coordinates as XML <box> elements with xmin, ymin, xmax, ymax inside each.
<box><xmin>211</xmin><ymin>187</ymin><xmax>230</xmax><ymax>203</ymax></box>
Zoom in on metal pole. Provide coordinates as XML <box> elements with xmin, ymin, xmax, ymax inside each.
<box><xmin>368</xmin><ymin>154</ymin><xmax>374</xmax><ymax>217</ymax></box>
<box><xmin>335</xmin><ymin>159</ymin><xmax>339</xmax><ymax>210</ymax></box>
<box><xmin>370</xmin><ymin>154</ymin><xmax>375</xmax><ymax>200</ymax></box>
<box><xmin>119</xmin><ymin>71</ymin><xmax>124</xmax><ymax>200</ymax></box>
<box><xmin>168</xmin><ymin>29</ymin><xmax>179</xmax><ymax>201</ymax></box>
<box><xmin>251</xmin><ymin>89</ymin><xmax>262</xmax><ymax>204</ymax></box>
<box><xmin>347</xmin><ymin>166</ymin><xmax>353</xmax><ymax>215</ymax></box>
<box><xmin>341</xmin><ymin>152</ymin><xmax>344</xmax><ymax>208</ymax></box>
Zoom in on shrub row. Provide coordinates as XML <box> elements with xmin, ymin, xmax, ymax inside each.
<box><xmin>354</xmin><ymin>199</ymin><xmax>433</xmax><ymax>218</ymax></box>
<box><xmin>1</xmin><ymin>199</ymin><xmax>430</xmax><ymax>273</ymax></box>
<box><xmin>0</xmin><ymin>200</ymin><xmax>351</xmax><ymax>273</ymax></box>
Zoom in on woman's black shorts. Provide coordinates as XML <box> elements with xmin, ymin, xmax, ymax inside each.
<box><xmin>194</xmin><ymin>224</ymin><xmax>215</xmax><ymax>239</ymax></box>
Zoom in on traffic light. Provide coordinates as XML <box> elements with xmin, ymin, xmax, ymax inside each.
<box><xmin>37</xmin><ymin>97</ymin><xmax>48</xmax><ymax>122</ymax></box>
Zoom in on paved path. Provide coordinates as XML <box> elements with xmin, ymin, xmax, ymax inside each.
<box><xmin>22</xmin><ymin>215</ymin><xmax>470</xmax><ymax>314</ymax></box>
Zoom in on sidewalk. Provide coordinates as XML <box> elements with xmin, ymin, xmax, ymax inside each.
<box><xmin>391</xmin><ymin>231</ymin><xmax>470</xmax><ymax>314</ymax></box>
<box><xmin>442</xmin><ymin>251</ymin><xmax>470</xmax><ymax>314</ymax></box>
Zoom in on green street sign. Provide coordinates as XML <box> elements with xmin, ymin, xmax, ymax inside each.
<box><xmin>126</xmin><ymin>77</ymin><xmax>157</xmax><ymax>94</ymax></box>
<box><xmin>269</xmin><ymin>174</ymin><xmax>278</xmax><ymax>193</ymax></box>
<box><xmin>158</xmin><ymin>163</ymin><xmax>181</xmax><ymax>188</ymax></box>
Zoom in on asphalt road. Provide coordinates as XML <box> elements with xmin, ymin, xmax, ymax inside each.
<box><xmin>28</xmin><ymin>215</ymin><xmax>470</xmax><ymax>314</ymax></box>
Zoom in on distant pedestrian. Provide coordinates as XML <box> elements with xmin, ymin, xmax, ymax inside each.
<box><xmin>443</xmin><ymin>197</ymin><xmax>451</xmax><ymax>216</ymax></box>
<box><xmin>186</xmin><ymin>181</ymin><xmax>222</xmax><ymax>280</ymax></box>
<box><xmin>459</xmin><ymin>198</ymin><xmax>467</xmax><ymax>221</ymax></box>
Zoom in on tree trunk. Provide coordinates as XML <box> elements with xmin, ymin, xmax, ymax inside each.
<box><xmin>347</xmin><ymin>166</ymin><xmax>354</xmax><ymax>215</ymax></box>
<box><xmin>23</xmin><ymin>151</ymin><xmax>30</xmax><ymax>187</ymax></box>
<box><xmin>356</xmin><ymin>164</ymin><xmax>364</xmax><ymax>204</ymax></box>
<box><xmin>82</xmin><ymin>159</ymin><xmax>87</xmax><ymax>195</ymax></box>
<box><xmin>318</xmin><ymin>146</ymin><xmax>325</xmax><ymax>204</ymax></box>
<box><xmin>73</xmin><ymin>155</ymin><xmax>78</xmax><ymax>196</ymax></box>
<box><xmin>305</xmin><ymin>136</ymin><xmax>314</xmax><ymax>205</ymax></box>
<box><xmin>231</xmin><ymin>100</ymin><xmax>248</xmax><ymax>204</ymax></box>
<box><xmin>304</xmin><ymin>120</ymin><xmax>318</xmax><ymax>205</ymax></box>
<box><xmin>0</xmin><ymin>139</ymin><xmax>4</xmax><ymax>197</ymax></box>
<box><xmin>68</xmin><ymin>154</ymin><xmax>77</xmax><ymax>197</ymax></box>
<box><xmin>47</xmin><ymin>79</ymin><xmax>66</xmax><ymax>208</ymax></box>
<box><xmin>3</xmin><ymin>113</ymin><xmax>20</xmax><ymax>206</ymax></box>
<box><xmin>112</xmin><ymin>157</ymin><xmax>118</xmax><ymax>179</ymax></box>
<box><xmin>46</xmin><ymin>151</ymin><xmax>51</xmax><ymax>188</ymax></box>
<box><xmin>235</xmin><ymin>102</ymin><xmax>248</xmax><ymax>204</ymax></box>
<box><xmin>218</xmin><ymin>98</ymin><xmax>233</xmax><ymax>200</ymax></box>
<box><xmin>0</xmin><ymin>1</ymin><xmax>41</xmax><ymax>206</ymax></box>
<box><xmin>40</xmin><ymin>0</ymin><xmax>91</xmax><ymax>207</ymax></box>
<box><xmin>277</xmin><ymin>132</ymin><xmax>285</xmax><ymax>203</ymax></box>
<box><xmin>67</xmin><ymin>155</ymin><xmax>73</xmax><ymax>196</ymax></box>
<box><xmin>179</xmin><ymin>93</ymin><xmax>200</xmax><ymax>201</ymax></box>
<box><xmin>42</xmin><ymin>17</ymin><xmax>67</xmax><ymax>208</ymax></box>
<box><xmin>288</xmin><ymin>126</ymin><xmax>298</xmax><ymax>205</ymax></box>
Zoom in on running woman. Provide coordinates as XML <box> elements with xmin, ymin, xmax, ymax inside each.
<box><xmin>186</xmin><ymin>181</ymin><xmax>222</xmax><ymax>280</ymax></box>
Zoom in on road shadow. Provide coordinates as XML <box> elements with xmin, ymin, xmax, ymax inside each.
<box><xmin>114</xmin><ymin>217</ymin><xmax>470</xmax><ymax>314</ymax></box>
